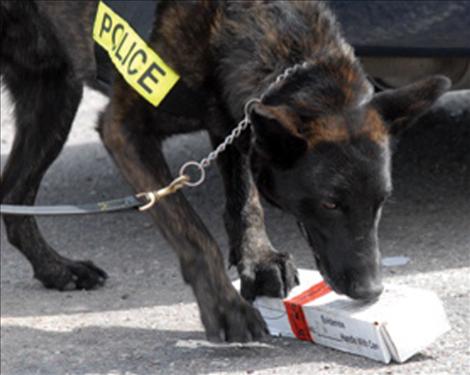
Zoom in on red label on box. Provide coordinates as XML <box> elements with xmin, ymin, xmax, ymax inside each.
<box><xmin>283</xmin><ymin>281</ymin><xmax>332</xmax><ymax>341</ymax></box>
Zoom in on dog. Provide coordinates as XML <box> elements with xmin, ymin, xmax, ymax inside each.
<box><xmin>0</xmin><ymin>0</ymin><xmax>450</xmax><ymax>342</ymax></box>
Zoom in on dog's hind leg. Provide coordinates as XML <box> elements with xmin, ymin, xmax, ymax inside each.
<box><xmin>207</xmin><ymin>109</ymin><xmax>298</xmax><ymax>302</ymax></box>
<box><xmin>99</xmin><ymin>97</ymin><xmax>267</xmax><ymax>342</ymax></box>
<box><xmin>0</xmin><ymin>1</ymin><xmax>107</xmax><ymax>290</ymax></box>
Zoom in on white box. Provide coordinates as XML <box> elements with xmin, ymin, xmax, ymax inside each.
<box><xmin>234</xmin><ymin>269</ymin><xmax>450</xmax><ymax>363</ymax></box>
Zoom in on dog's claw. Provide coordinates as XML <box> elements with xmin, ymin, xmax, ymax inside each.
<box><xmin>202</xmin><ymin>296</ymin><xmax>268</xmax><ymax>343</ymax></box>
<box><xmin>194</xmin><ymin>277</ymin><xmax>268</xmax><ymax>342</ymax></box>
<box><xmin>239</xmin><ymin>250</ymin><xmax>299</xmax><ymax>302</ymax></box>
<box><xmin>34</xmin><ymin>258</ymin><xmax>108</xmax><ymax>291</ymax></box>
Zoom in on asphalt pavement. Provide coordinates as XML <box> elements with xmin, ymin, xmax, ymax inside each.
<box><xmin>1</xmin><ymin>87</ymin><xmax>469</xmax><ymax>375</ymax></box>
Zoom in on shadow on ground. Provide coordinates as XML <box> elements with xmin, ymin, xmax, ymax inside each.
<box><xmin>2</xmin><ymin>325</ymin><xmax>437</xmax><ymax>375</ymax></box>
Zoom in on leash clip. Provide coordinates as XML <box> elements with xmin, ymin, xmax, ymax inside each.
<box><xmin>137</xmin><ymin>175</ymin><xmax>189</xmax><ymax>211</ymax></box>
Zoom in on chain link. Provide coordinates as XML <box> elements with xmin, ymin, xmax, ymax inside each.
<box><xmin>199</xmin><ymin>98</ymin><xmax>257</xmax><ymax>169</ymax></box>
<box><xmin>261</xmin><ymin>61</ymin><xmax>310</xmax><ymax>101</ymax></box>
<box><xmin>180</xmin><ymin>62</ymin><xmax>309</xmax><ymax>187</ymax></box>
<box><xmin>136</xmin><ymin>62</ymin><xmax>310</xmax><ymax>210</ymax></box>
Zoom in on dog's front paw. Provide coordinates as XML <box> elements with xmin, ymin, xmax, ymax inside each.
<box><xmin>196</xmin><ymin>286</ymin><xmax>268</xmax><ymax>342</ymax></box>
<box><xmin>238</xmin><ymin>250</ymin><xmax>299</xmax><ymax>302</ymax></box>
<box><xmin>34</xmin><ymin>257</ymin><xmax>108</xmax><ymax>291</ymax></box>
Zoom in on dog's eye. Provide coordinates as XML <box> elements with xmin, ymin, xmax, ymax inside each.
<box><xmin>321</xmin><ymin>201</ymin><xmax>338</xmax><ymax>210</ymax></box>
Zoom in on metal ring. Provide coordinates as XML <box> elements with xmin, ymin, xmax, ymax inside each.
<box><xmin>244</xmin><ymin>98</ymin><xmax>261</xmax><ymax>117</ymax></box>
<box><xmin>179</xmin><ymin>161</ymin><xmax>206</xmax><ymax>187</ymax></box>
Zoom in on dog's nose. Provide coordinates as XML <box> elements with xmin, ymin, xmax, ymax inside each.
<box><xmin>348</xmin><ymin>281</ymin><xmax>384</xmax><ymax>302</ymax></box>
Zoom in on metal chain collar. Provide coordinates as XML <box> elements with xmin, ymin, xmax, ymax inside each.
<box><xmin>139</xmin><ymin>61</ymin><xmax>309</xmax><ymax>210</ymax></box>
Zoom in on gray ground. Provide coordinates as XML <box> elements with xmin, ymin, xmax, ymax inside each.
<box><xmin>1</xmin><ymin>87</ymin><xmax>469</xmax><ymax>375</ymax></box>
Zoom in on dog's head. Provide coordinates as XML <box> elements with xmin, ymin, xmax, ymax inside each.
<box><xmin>251</xmin><ymin>60</ymin><xmax>450</xmax><ymax>301</ymax></box>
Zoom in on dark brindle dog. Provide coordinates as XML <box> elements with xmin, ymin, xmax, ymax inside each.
<box><xmin>0</xmin><ymin>0</ymin><xmax>449</xmax><ymax>341</ymax></box>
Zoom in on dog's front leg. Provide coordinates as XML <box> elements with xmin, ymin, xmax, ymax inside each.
<box><xmin>209</xmin><ymin>131</ymin><xmax>299</xmax><ymax>302</ymax></box>
<box><xmin>99</xmin><ymin>104</ymin><xmax>266</xmax><ymax>342</ymax></box>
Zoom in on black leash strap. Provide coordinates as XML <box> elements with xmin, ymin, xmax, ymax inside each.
<box><xmin>0</xmin><ymin>196</ymin><xmax>144</xmax><ymax>216</ymax></box>
<box><xmin>0</xmin><ymin>175</ymin><xmax>190</xmax><ymax>216</ymax></box>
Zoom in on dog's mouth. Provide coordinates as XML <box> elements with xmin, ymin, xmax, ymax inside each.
<box><xmin>296</xmin><ymin>221</ymin><xmax>343</xmax><ymax>295</ymax></box>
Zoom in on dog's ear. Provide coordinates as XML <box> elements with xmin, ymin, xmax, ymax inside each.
<box><xmin>250</xmin><ymin>103</ymin><xmax>308</xmax><ymax>168</ymax></box>
<box><xmin>371</xmin><ymin>75</ymin><xmax>451</xmax><ymax>136</ymax></box>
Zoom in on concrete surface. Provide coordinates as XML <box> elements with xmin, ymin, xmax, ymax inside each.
<box><xmin>1</xmin><ymin>86</ymin><xmax>469</xmax><ymax>375</ymax></box>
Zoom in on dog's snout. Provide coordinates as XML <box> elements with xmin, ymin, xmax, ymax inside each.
<box><xmin>348</xmin><ymin>281</ymin><xmax>384</xmax><ymax>302</ymax></box>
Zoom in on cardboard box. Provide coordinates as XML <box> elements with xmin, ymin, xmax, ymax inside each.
<box><xmin>234</xmin><ymin>269</ymin><xmax>450</xmax><ymax>363</ymax></box>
